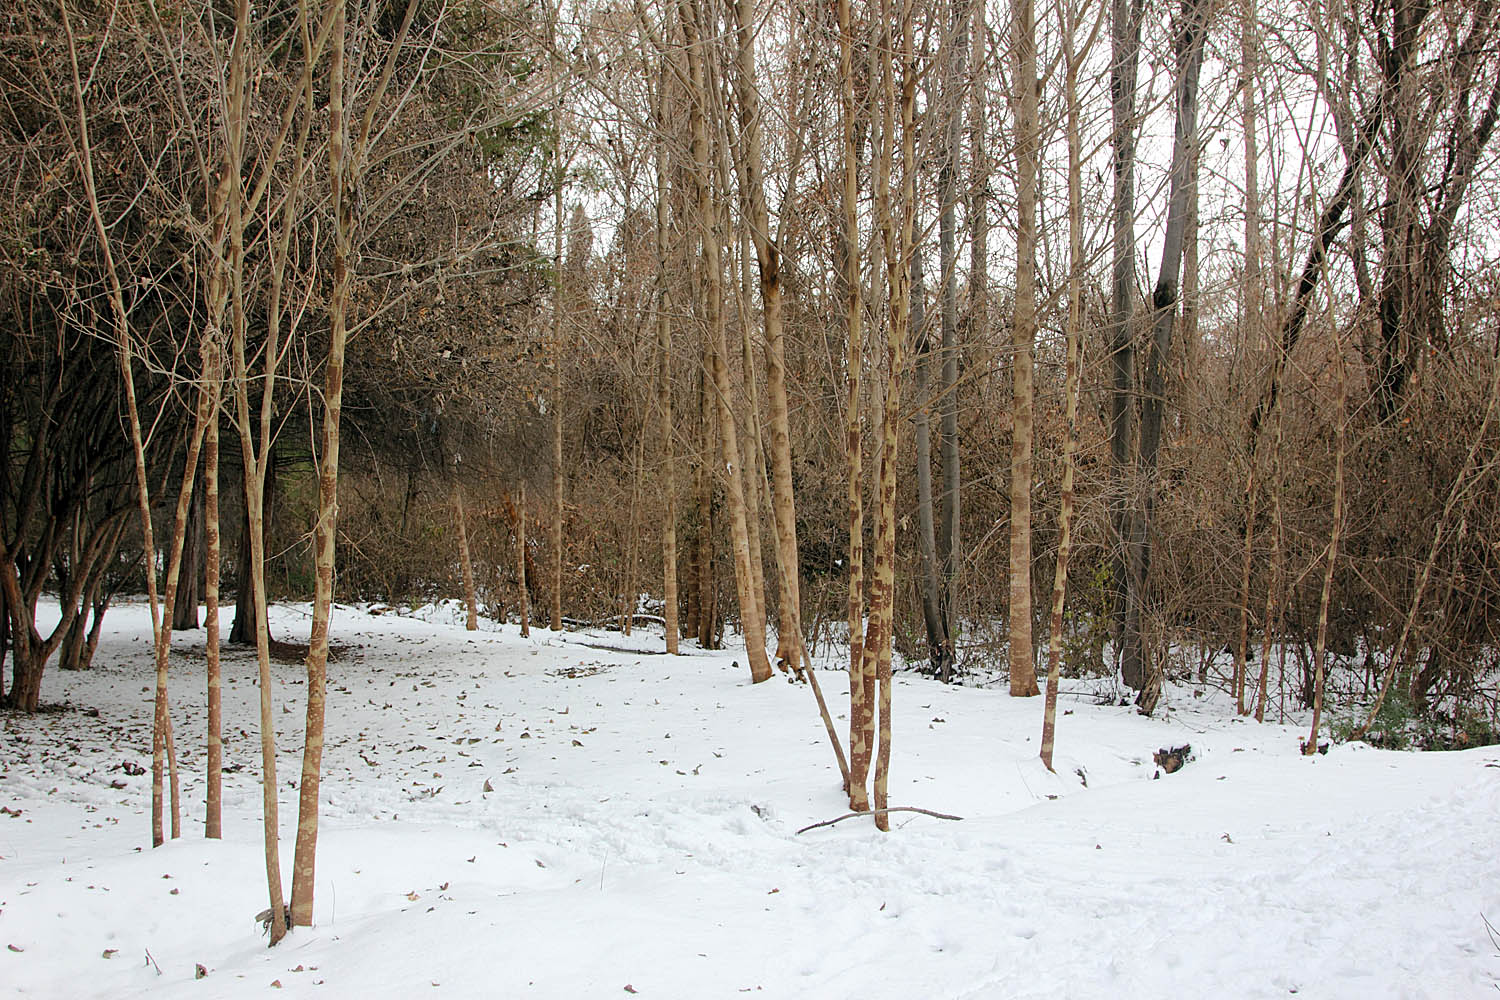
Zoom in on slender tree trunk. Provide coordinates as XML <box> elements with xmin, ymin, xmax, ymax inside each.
<box><xmin>1009</xmin><ymin>0</ymin><xmax>1041</xmax><ymax>698</ymax></box>
<box><xmin>934</xmin><ymin>0</ymin><xmax>969</xmax><ymax>684</ymax></box>
<box><xmin>837</xmin><ymin>0</ymin><xmax>868</xmax><ymax>807</ymax></box>
<box><xmin>291</xmin><ymin>0</ymin><xmax>420</xmax><ymax>924</ymax></box>
<box><xmin>515</xmin><ymin>485</ymin><xmax>530</xmax><ymax>637</ymax></box>
<box><xmin>728</xmin><ymin>0</ymin><xmax>804</xmax><ymax>676</ymax></box>
<box><xmin>1042</xmin><ymin>8</ymin><xmax>1087</xmax><ymax>771</ymax></box>
<box><xmin>682</xmin><ymin>0</ymin><xmax>771</xmax><ymax>683</ymax></box>
<box><xmin>174</xmin><ymin>484</ymin><xmax>204</xmax><ymax>631</ymax></box>
<box><xmin>149</xmin><ymin>373</ymin><xmax>212</xmax><ymax>845</ymax></box>
<box><xmin>456</xmin><ymin>485</ymin><xmax>479</xmax><ymax>631</ymax></box>
<box><xmin>912</xmin><ymin>228</ymin><xmax>946</xmax><ymax>670</ymax></box>
<box><xmin>551</xmin><ymin>167</ymin><xmax>566</xmax><ymax>633</ymax></box>
<box><xmin>204</xmin><ymin>339</ymin><xmax>223</xmax><ymax>839</ymax></box>
<box><xmin>1255</xmin><ymin>418</ymin><xmax>1282</xmax><ymax>723</ymax></box>
<box><xmin>733</xmin><ymin>233</ymin><xmax>769</xmax><ymax>646</ymax></box>
<box><xmin>946</xmin><ymin>0</ymin><xmax>982</xmax><ymax>671</ymax></box>
<box><xmin>1121</xmin><ymin>0</ymin><xmax>1210</xmax><ymax>714</ymax></box>
<box><xmin>231</xmin><ymin>455</ymin><xmax>275</xmax><ymax>646</ymax></box>
<box><xmin>1108</xmin><ymin>0</ymin><xmax>1145</xmax><ymax>678</ymax></box>
<box><xmin>655</xmin><ymin>64</ymin><xmax>680</xmax><ymax>656</ymax></box>
<box><xmin>696</xmin><ymin>370</ymin><xmax>717</xmax><ymax>649</ymax></box>
<box><xmin>61</xmin><ymin>2</ymin><xmax>187</xmax><ymax>846</ymax></box>
<box><xmin>1307</xmin><ymin>325</ymin><xmax>1347</xmax><ymax>753</ymax></box>
<box><xmin>1233</xmin><ymin>0</ymin><xmax>1264</xmax><ymax>715</ymax></box>
<box><xmin>620</xmin><ymin>428</ymin><xmax>646</xmax><ymax>636</ymax></box>
<box><xmin>869</xmin><ymin>0</ymin><xmax>917</xmax><ymax>833</ymax></box>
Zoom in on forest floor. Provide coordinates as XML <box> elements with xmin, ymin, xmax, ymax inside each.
<box><xmin>1</xmin><ymin>600</ymin><xmax>1497</xmax><ymax>998</ymax></box>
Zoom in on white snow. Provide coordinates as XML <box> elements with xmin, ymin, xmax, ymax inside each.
<box><xmin>2</xmin><ymin>600</ymin><xmax>1497</xmax><ymax>998</ymax></box>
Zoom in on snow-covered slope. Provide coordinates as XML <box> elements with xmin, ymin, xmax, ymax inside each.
<box><xmin>2</xmin><ymin>602</ymin><xmax>1496</xmax><ymax>998</ymax></box>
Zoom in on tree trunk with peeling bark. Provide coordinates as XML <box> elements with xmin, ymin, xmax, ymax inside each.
<box><xmin>728</xmin><ymin>0</ymin><xmax>804</xmax><ymax>675</ymax></box>
<box><xmin>292</xmin><ymin>0</ymin><xmax>419</xmax><ymax>927</ymax></box>
<box><xmin>681</xmin><ymin>0</ymin><xmax>770</xmax><ymax>683</ymax></box>
<box><xmin>836</xmin><ymin>0</ymin><xmax>868</xmax><ymax>808</ymax></box>
<box><xmin>1009</xmin><ymin>0</ymin><xmax>1040</xmax><ymax>699</ymax></box>
<box><xmin>204</xmin><ymin>338</ymin><xmax>224</xmax><ymax>840</ymax></box>
<box><xmin>1042</xmin><ymin>5</ymin><xmax>1088</xmax><ymax>772</ymax></box>
<box><xmin>865</xmin><ymin>0</ymin><xmax>916</xmax><ymax>832</ymax></box>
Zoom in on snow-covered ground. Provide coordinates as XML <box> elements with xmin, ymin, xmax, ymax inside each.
<box><xmin>2</xmin><ymin>601</ymin><xmax>1496</xmax><ymax>998</ymax></box>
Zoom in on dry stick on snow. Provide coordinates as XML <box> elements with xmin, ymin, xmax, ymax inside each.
<box><xmin>796</xmin><ymin>807</ymin><xmax>964</xmax><ymax>835</ymax></box>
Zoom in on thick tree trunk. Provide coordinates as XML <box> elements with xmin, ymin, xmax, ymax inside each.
<box><xmin>732</xmin><ymin>235</ymin><xmax>769</xmax><ymax>647</ymax></box>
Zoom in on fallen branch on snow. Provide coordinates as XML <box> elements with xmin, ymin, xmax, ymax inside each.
<box><xmin>796</xmin><ymin>807</ymin><xmax>963</xmax><ymax>835</ymax></box>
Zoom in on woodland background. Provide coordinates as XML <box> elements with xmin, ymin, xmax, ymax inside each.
<box><xmin>3</xmin><ymin>0</ymin><xmax>1500</xmax><ymax>932</ymax></box>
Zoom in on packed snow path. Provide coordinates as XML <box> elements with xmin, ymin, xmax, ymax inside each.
<box><xmin>2</xmin><ymin>602</ymin><xmax>1497</xmax><ymax>998</ymax></box>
